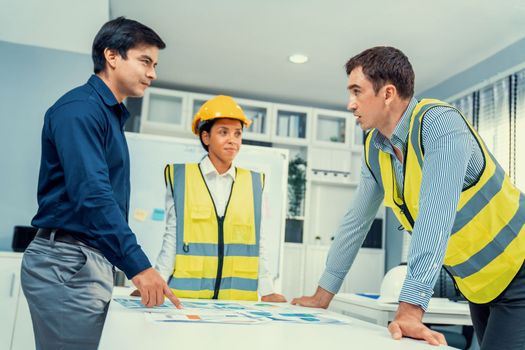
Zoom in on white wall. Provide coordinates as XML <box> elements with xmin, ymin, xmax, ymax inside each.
<box><xmin>0</xmin><ymin>0</ymin><xmax>109</xmax><ymax>54</ymax></box>
<box><xmin>0</xmin><ymin>0</ymin><xmax>109</xmax><ymax>250</ymax></box>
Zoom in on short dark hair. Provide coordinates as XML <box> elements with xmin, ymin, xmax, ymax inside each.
<box><xmin>345</xmin><ymin>46</ymin><xmax>414</xmax><ymax>99</ymax></box>
<box><xmin>198</xmin><ymin>119</ymin><xmax>244</xmax><ymax>152</ymax></box>
<box><xmin>92</xmin><ymin>16</ymin><xmax>166</xmax><ymax>74</ymax></box>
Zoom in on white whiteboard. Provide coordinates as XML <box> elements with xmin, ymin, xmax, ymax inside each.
<box><xmin>126</xmin><ymin>132</ymin><xmax>288</xmax><ymax>281</ymax></box>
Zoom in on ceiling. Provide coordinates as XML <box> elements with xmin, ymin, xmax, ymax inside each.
<box><xmin>111</xmin><ymin>0</ymin><xmax>525</xmax><ymax>110</ymax></box>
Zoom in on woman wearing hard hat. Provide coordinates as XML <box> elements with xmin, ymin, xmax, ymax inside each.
<box><xmin>154</xmin><ymin>95</ymin><xmax>286</xmax><ymax>302</ymax></box>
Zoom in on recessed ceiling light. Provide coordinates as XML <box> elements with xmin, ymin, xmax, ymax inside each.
<box><xmin>289</xmin><ymin>54</ymin><xmax>309</xmax><ymax>64</ymax></box>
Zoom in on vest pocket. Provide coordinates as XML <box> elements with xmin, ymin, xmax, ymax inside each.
<box><xmin>191</xmin><ymin>205</ymin><xmax>212</xmax><ymax>219</ymax></box>
<box><xmin>231</xmin><ymin>256</ymin><xmax>259</xmax><ymax>279</ymax></box>
<box><xmin>175</xmin><ymin>255</ymin><xmax>205</xmax><ymax>279</ymax></box>
<box><xmin>187</xmin><ymin>205</ymin><xmax>215</xmax><ymax>243</ymax></box>
<box><xmin>227</xmin><ymin>223</ymin><xmax>255</xmax><ymax>244</ymax></box>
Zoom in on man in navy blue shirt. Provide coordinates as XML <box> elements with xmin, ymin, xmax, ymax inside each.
<box><xmin>21</xmin><ymin>17</ymin><xmax>180</xmax><ymax>349</ymax></box>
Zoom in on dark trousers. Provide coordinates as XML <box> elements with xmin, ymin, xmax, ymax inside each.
<box><xmin>469</xmin><ymin>261</ymin><xmax>525</xmax><ymax>350</ymax></box>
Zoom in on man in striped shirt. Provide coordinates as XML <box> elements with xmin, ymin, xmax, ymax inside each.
<box><xmin>292</xmin><ymin>46</ymin><xmax>525</xmax><ymax>350</ymax></box>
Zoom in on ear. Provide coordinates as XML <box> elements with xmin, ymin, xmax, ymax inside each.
<box><xmin>384</xmin><ymin>84</ymin><xmax>397</xmax><ymax>105</ymax></box>
<box><xmin>103</xmin><ymin>48</ymin><xmax>119</xmax><ymax>70</ymax></box>
<box><xmin>201</xmin><ymin>131</ymin><xmax>210</xmax><ymax>146</ymax></box>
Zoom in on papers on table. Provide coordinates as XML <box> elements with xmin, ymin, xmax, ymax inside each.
<box><xmin>113</xmin><ymin>297</ymin><xmax>349</xmax><ymax>325</ymax></box>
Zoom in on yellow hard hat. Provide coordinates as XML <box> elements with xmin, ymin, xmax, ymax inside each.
<box><xmin>191</xmin><ymin>95</ymin><xmax>252</xmax><ymax>135</ymax></box>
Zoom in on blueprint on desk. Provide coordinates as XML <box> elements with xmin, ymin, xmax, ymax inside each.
<box><xmin>113</xmin><ymin>297</ymin><xmax>349</xmax><ymax>325</ymax></box>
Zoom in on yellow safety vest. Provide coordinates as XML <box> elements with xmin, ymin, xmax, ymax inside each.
<box><xmin>364</xmin><ymin>99</ymin><xmax>525</xmax><ymax>303</ymax></box>
<box><xmin>164</xmin><ymin>163</ymin><xmax>263</xmax><ymax>301</ymax></box>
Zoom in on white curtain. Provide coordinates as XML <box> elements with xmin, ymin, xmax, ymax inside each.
<box><xmin>449</xmin><ymin>71</ymin><xmax>525</xmax><ymax>191</ymax></box>
<box><xmin>450</xmin><ymin>93</ymin><xmax>474</xmax><ymax>125</ymax></box>
<box><xmin>477</xmin><ymin>78</ymin><xmax>511</xmax><ymax>175</ymax></box>
<box><xmin>516</xmin><ymin>70</ymin><xmax>525</xmax><ymax>191</ymax></box>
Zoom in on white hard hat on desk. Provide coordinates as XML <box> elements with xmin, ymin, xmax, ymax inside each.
<box><xmin>377</xmin><ymin>264</ymin><xmax>408</xmax><ymax>304</ymax></box>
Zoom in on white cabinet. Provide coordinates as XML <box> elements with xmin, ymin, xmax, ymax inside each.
<box><xmin>302</xmin><ymin>245</ymin><xmax>330</xmax><ymax>296</ymax></box>
<box><xmin>11</xmin><ymin>291</ymin><xmax>34</xmax><ymax>350</ymax></box>
<box><xmin>284</xmin><ymin>244</ymin><xmax>384</xmax><ymax>298</ymax></box>
<box><xmin>305</xmin><ymin>182</ymin><xmax>357</xmax><ymax>245</ymax></box>
<box><xmin>236</xmin><ymin>97</ymin><xmax>273</xmax><ymax>142</ymax></box>
<box><xmin>140</xmin><ymin>88</ymin><xmax>191</xmax><ymax>137</ymax></box>
<box><xmin>341</xmin><ymin>248</ymin><xmax>385</xmax><ymax>294</ymax></box>
<box><xmin>141</xmin><ymin>89</ymin><xmax>276</xmax><ymax>142</ymax></box>
<box><xmin>281</xmin><ymin>243</ymin><xmax>305</xmax><ymax>300</ymax></box>
<box><xmin>188</xmin><ymin>92</ymin><xmax>214</xmax><ymax>123</ymax></box>
<box><xmin>190</xmin><ymin>94</ymin><xmax>274</xmax><ymax>142</ymax></box>
<box><xmin>271</xmin><ymin>104</ymin><xmax>312</xmax><ymax>145</ymax></box>
<box><xmin>0</xmin><ymin>252</ymin><xmax>34</xmax><ymax>350</ymax></box>
<box><xmin>353</xmin><ymin>120</ymin><xmax>365</xmax><ymax>151</ymax></box>
<box><xmin>0</xmin><ymin>253</ymin><xmax>21</xmax><ymax>350</ymax></box>
<box><xmin>312</xmin><ymin>109</ymin><xmax>353</xmax><ymax>148</ymax></box>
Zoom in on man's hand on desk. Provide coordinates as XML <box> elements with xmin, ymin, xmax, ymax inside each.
<box><xmin>388</xmin><ymin>302</ymin><xmax>447</xmax><ymax>346</ymax></box>
<box><xmin>261</xmin><ymin>293</ymin><xmax>287</xmax><ymax>302</ymax></box>
<box><xmin>290</xmin><ymin>286</ymin><xmax>334</xmax><ymax>308</ymax></box>
<box><xmin>131</xmin><ymin>267</ymin><xmax>182</xmax><ymax>309</ymax></box>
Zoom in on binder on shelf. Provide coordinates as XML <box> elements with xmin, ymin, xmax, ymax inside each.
<box><xmin>250</xmin><ymin>114</ymin><xmax>259</xmax><ymax>133</ymax></box>
<box><xmin>297</xmin><ymin>115</ymin><xmax>306</xmax><ymax>138</ymax></box>
<box><xmin>257</xmin><ymin>112</ymin><xmax>265</xmax><ymax>133</ymax></box>
<box><xmin>278</xmin><ymin>115</ymin><xmax>289</xmax><ymax>137</ymax></box>
<box><xmin>289</xmin><ymin>114</ymin><xmax>300</xmax><ymax>138</ymax></box>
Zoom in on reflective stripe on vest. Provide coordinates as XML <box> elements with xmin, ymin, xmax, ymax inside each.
<box><xmin>165</xmin><ymin>163</ymin><xmax>263</xmax><ymax>301</ymax></box>
<box><xmin>365</xmin><ymin>99</ymin><xmax>525</xmax><ymax>303</ymax></box>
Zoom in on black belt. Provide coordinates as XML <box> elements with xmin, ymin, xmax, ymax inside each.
<box><xmin>36</xmin><ymin>228</ymin><xmax>99</xmax><ymax>252</ymax></box>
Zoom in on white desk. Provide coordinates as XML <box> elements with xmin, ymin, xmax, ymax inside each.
<box><xmin>99</xmin><ymin>287</ymin><xmax>457</xmax><ymax>350</ymax></box>
<box><xmin>329</xmin><ymin>293</ymin><xmax>472</xmax><ymax>327</ymax></box>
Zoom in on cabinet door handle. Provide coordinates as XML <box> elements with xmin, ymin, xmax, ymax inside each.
<box><xmin>9</xmin><ymin>273</ymin><xmax>16</xmax><ymax>297</ymax></box>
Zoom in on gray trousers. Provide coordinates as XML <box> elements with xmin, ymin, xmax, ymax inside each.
<box><xmin>21</xmin><ymin>236</ymin><xmax>113</xmax><ymax>350</ymax></box>
<box><xmin>468</xmin><ymin>260</ymin><xmax>525</xmax><ymax>350</ymax></box>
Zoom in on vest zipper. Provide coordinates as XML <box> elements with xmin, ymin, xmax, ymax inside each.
<box><xmin>212</xmin><ymin>178</ymin><xmax>235</xmax><ymax>298</ymax></box>
<box><xmin>398</xmin><ymin>203</ymin><xmax>415</xmax><ymax>227</ymax></box>
<box><xmin>391</xmin><ymin>155</ymin><xmax>415</xmax><ymax>228</ymax></box>
<box><xmin>197</xmin><ymin>165</ymin><xmax>237</xmax><ymax>299</ymax></box>
<box><xmin>213</xmin><ymin>216</ymin><xmax>225</xmax><ymax>299</ymax></box>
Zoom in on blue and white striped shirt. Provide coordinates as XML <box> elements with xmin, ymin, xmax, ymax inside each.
<box><xmin>319</xmin><ymin>98</ymin><xmax>484</xmax><ymax>310</ymax></box>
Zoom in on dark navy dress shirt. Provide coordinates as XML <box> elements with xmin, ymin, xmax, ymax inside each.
<box><xmin>32</xmin><ymin>75</ymin><xmax>151</xmax><ymax>279</ymax></box>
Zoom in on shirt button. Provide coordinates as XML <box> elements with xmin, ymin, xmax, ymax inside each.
<box><xmin>433</xmin><ymin>263</ymin><xmax>438</xmax><ymax>269</ymax></box>
<box><xmin>420</xmin><ymin>292</ymin><xmax>426</xmax><ymax>297</ymax></box>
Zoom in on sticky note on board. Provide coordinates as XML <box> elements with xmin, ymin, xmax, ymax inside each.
<box><xmin>133</xmin><ymin>209</ymin><xmax>148</xmax><ymax>222</ymax></box>
<box><xmin>152</xmin><ymin>208</ymin><xmax>165</xmax><ymax>221</ymax></box>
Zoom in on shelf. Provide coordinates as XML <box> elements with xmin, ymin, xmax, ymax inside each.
<box><xmin>310</xmin><ymin>178</ymin><xmax>359</xmax><ymax>187</ymax></box>
<box><xmin>353</xmin><ymin>120</ymin><xmax>365</xmax><ymax>147</ymax></box>
<box><xmin>271</xmin><ymin>104</ymin><xmax>311</xmax><ymax>145</ymax></box>
<box><xmin>312</xmin><ymin>108</ymin><xmax>353</xmax><ymax>148</ymax></box>
<box><xmin>235</xmin><ymin>97</ymin><xmax>273</xmax><ymax>141</ymax></box>
<box><xmin>140</xmin><ymin>88</ymin><xmax>189</xmax><ymax>134</ymax></box>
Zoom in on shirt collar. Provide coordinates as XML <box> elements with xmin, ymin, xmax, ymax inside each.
<box><xmin>88</xmin><ymin>75</ymin><xmax>120</xmax><ymax>107</ymax></box>
<box><xmin>372</xmin><ymin>97</ymin><xmax>418</xmax><ymax>154</ymax></box>
<box><xmin>88</xmin><ymin>75</ymin><xmax>130</xmax><ymax>126</ymax></box>
<box><xmin>200</xmin><ymin>156</ymin><xmax>236</xmax><ymax>179</ymax></box>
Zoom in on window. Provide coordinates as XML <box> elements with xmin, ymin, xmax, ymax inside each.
<box><xmin>449</xmin><ymin>74</ymin><xmax>525</xmax><ymax>190</ymax></box>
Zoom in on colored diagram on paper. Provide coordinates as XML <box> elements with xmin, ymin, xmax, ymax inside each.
<box><xmin>241</xmin><ymin>310</ymin><xmax>347</xmax><ymax>324</ymax></box>
<box><xmin>113</xmin><ymin>298</ymin><xmax>250</xmax><ymax>311</ymax></box>
<box><xmin>114</xmin><ymin>297</ymin><xmax>348</xmax><ymax>325</ymax></box>
<box><xmin>113</xmin><ymin>298</ymin><xmax>175</xmax><ymax>310</ymax></box>
<box><xmin>145</xmin><ymin>312</ymin><xmax>266</xmax><ymax>325</ymax></box>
